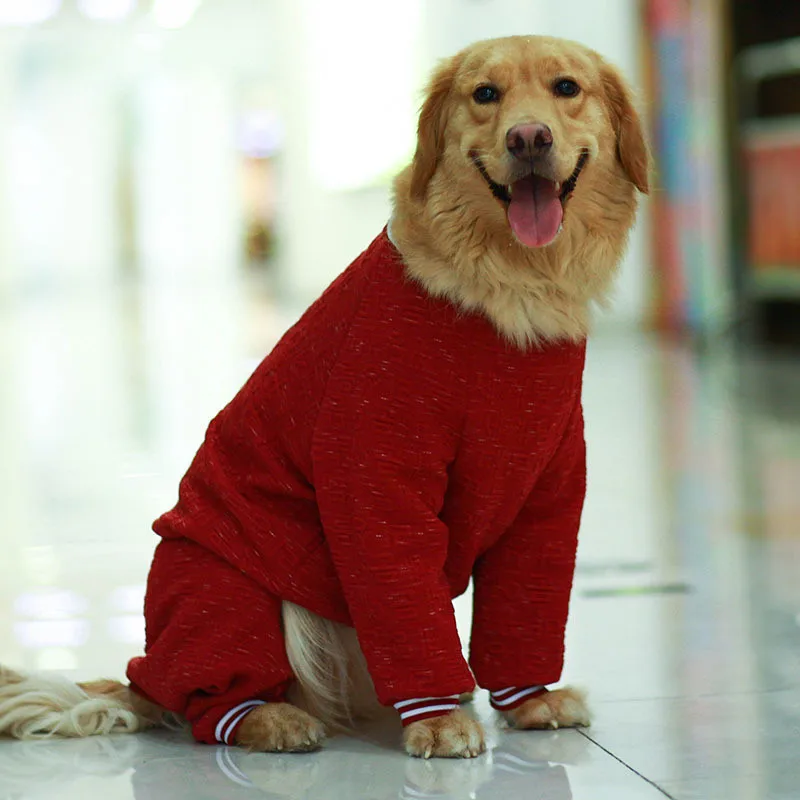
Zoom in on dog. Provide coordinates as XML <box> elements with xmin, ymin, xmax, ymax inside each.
<box><xmin>0</xmin><ymin>35</ymin><xmax>648</xmax><ymax>759</ymax></box>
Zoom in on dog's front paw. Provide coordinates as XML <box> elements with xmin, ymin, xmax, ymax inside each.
<box><xmin>234</xmin><ymin>703</ymin><xmax>326</xmax><ymax>753</ymax></box>
<box><xmin>403</xmin><ymin>709</ymin><xmax>486</xmax><ymax>759</ymax></box>
<box><xmin>502</xmin><ymin>687</ymin><xmax>591</xmax><ymax>731</ymax></box>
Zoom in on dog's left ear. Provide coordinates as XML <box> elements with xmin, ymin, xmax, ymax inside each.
<box><xmin>410</xmin><ymin>55</ymin><xmax>462</xmax><ymax>201</ymax></box>
<box><xmin>599</xmin><ymin>63</ymin><xmax>651</xmax><ymax>194</ymax></box>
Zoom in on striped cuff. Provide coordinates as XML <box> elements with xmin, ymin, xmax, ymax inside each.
<box><xmin>489</xmin><ymin>685</ymin><xmax>548</xmax><ymax>711</ymax></box>
<box><xmin>393</xmin><ymin>695</ymin><xmax>460</xmax><ymax>727</ymax></box>
<box><xmin>214</xmin><ymin>700</ymin><xmax>266</xmax><ymax>745</ymax></box>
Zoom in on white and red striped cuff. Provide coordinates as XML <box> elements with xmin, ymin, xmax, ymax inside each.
<box><xmin>489</xmin><ymin>685</ymin><xmax>548</xmax><ymax>711</ymax></box>
<box><xmin>393</xmin><ymin>695</ymin><xmax>460</xmax><ymax>727</ymax></box>
<box><xmin>214</xmin><ymin>700</ymin><xmax>266</xmax><ymax>745</ymax></box>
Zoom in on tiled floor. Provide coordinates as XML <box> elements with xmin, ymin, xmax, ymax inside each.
<box><xmin>1</xmin><ymin>279</ymin><xmax>799</xmax><ymax>799</ymax></box>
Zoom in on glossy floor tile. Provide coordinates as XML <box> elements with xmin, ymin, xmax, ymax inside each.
<box><xmin>0</xmin><ymin>711</ymin><xmax>669</xmax><ymax>800</ymax></box>
<box><xmin>588</xmin><ymin>689</ymin><xmax>800</xmax><ymax>800</ymax></box>
<box><xmin>1</xmin><ymin>280</ymin><xmax>800</xmax><ymax>799</ymax></box>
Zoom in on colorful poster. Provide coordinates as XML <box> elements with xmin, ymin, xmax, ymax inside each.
<box><xmin>645</xmin><ymin>0</ymin><xmax>732</xmax><ymax>334</ymax></box>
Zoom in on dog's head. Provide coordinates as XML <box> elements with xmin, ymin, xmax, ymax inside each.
<box><xmin>408</xmin><ymin>36</ymin><xmax>650</xmax><ymax>249</ymax></box>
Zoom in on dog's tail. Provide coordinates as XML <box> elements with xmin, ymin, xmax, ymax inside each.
<box><xmin>282</xmin><ymin>602</ymin><xmax>383</xmax><ymax>729</ymax></box>
<box><xmin>0</xmin><ymin>665</ymin><xmax>171</xmax><ymax>740</ymax></box>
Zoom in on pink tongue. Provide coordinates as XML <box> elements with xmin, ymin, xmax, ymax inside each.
<box><xmin>507</xmin><ymin>174</ymin><xmax>563</xmax><ymax>248</ymax></box>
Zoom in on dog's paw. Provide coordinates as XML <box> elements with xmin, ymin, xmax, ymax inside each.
<box><xmin>403</xmin><ymin>709</ymin><xmax>486</xmax><ymax>759</ymax></box>
<box><xmin>501</xmin><ymin>687</ymin><xmax>591</xmax><ymax>731</ymax></box>
<box><xmin>234</xmin><ymin>703</ymin><xmax>326</xmax><ymax>753</ymax></box>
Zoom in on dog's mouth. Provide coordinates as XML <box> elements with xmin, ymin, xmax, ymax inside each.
<box><xmin>469</xmin><ymin>149</ymin><xmax>590</xmax><ymax>248</ymax></box>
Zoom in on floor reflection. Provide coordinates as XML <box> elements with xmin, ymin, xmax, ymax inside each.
<box><xmin>0</xmin><ymin>723</ymin><xmax>588</xmax><ymax>800</ymax></box>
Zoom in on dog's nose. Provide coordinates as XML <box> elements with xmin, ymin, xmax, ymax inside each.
<box><xmin>506</xmin><ymin>123</ymin><xmax>554</xmax><ymax>159</ymax></box>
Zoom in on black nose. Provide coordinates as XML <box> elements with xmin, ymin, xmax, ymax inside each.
<box><xmin>506</xmin><ymin>123</ymin><xmax>554</xmax><ymax>160</ymax></box>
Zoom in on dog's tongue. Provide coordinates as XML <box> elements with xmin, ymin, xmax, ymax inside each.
<box><xmin>507</xmin><ymin>174</ymin><xmax>563</xmax><ymax>248</ymax></box>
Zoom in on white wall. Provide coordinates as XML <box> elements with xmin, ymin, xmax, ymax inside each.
<box><xmin>0</xmin><ymin>1</ymin><xmax>275</xmax><ymax>290</ymax></box>
<box><xmin>272</xmin><ymin>0</ymin><xmax>422</xmax><ymax>299</ymax></box>
<box><xmin>133</xmin><ymin>75</ymin><xmax>240</xmax><ymax>279</ymax></box>
<box><xmin>1</xmin><ymin>39</ymin><xmax>123</xmax><ymax>287</ymax></box>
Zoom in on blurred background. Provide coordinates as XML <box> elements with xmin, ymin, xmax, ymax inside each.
<box><xmin>1</xmin><ymin>3</ymin><xmax>800</xmax><ymax>798</ymax></box>
<box><xmin>0</xmin><ymin>0</ymin><xmax>797</xmax><ymax>338</ymax></box>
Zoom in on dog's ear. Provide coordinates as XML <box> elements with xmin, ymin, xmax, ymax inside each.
<box><xmin>410</xmin><ymin>55</ymin><xmax>462</xmax><ymax>201</ymax></box>
<box><xmin>599</xmin><ymin>63</ymin><xmax>651</xmax><ymax>194</ymax></box>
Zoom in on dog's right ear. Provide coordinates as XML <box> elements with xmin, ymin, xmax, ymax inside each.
<box><xmin>599</xmin><ymin>61</ymin><xmax>651</xmax><ymax>194</ymax></box>
<box><xmin>409</xmin><ymin>55</ymin><xmax>462</xmax><ymax>201</ymax></box>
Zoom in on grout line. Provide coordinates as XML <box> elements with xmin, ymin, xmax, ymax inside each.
<box><xmin>577</xmin><ymin>729</ymin><xmax>676</xmax><ymax>799</ymax></box>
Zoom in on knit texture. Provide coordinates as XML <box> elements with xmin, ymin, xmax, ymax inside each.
<box><xmin>127</xmin><ymin>538</ymin><xmax>293</xmax><ymax>745</ymax></box>
<box><xmin>139</xmin><ymin>228</ymin><xmax>587</xmax><ymax>709</ymax></box>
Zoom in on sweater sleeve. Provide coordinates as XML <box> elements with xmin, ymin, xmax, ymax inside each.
<box><xmin>311</xmin><ymin>319</ymin><xmax>475</xmax><ymax>707</ymax></box>
<box><xmin>468</xmin><ymin>396</ymin><xmax>586</xmax><ymax>691</ymax></box>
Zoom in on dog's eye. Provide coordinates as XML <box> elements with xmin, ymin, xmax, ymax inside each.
<box><xmin>473</xmin><ymin>85</ymin><xmax>500</xmax><ymax>104</ymax></box>
<box><xmin>553</xmin><ymin>78</ymin><xmax>580</xmax><ymax>98</ymax></box>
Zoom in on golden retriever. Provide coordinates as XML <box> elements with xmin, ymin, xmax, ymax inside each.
<box><xmin>393</xmin><ymin>35</ymin><xmax>648</xmax><ymax>347</ymax></box>
<box><xmin>0</xmin><ymin>35</ymin><xmax>648</xmax><ymax>759</ymax></box>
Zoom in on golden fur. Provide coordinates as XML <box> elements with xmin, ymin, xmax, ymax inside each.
<box><xmin>501</xmin><ymin>687</ymin><xmax>591</xmax><ymax>730</ymax></box>
<box><xmin>393</xmin><ymin>35</ymin><xmax>649</xmax><ymax>347</ymax></box>
<box><xmin>0</xmin><ymin>35</ymin><xmax>647</xmax><ymax>758</ymax></box>
<box><xmin>234</xmin><ymin>702</ymin><xmax>327</xmax><ymax>753</ymax></box>
<box><xmin>403</xmin><ymin>708</ymin><xmax>485</xmax><ymax>759</ymax></box>
<box><xmin>0</xmin><ymin>667</ymin><xmax>169</xmax><ymax>740</ymax></box>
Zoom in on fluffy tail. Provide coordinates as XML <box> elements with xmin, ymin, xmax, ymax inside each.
<box><xmin>0</xmin><ymin>665</ymin><xmax>171</xmax><ymax>740</ymax></box>
<box><xmin>3</xmin><ymin>606</ymin><xmax>383</xmax><ymax>740</ymax></box>
<box><xmin>282</xmin><ymin>602</ymin><xmax>382</xmax><ymax>729</ymax></box>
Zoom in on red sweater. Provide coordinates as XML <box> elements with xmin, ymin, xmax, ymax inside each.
<box><xmin>153</xmin><ymin>228</ymin><xmax>587</xmax><ymax>706</ymax></box>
